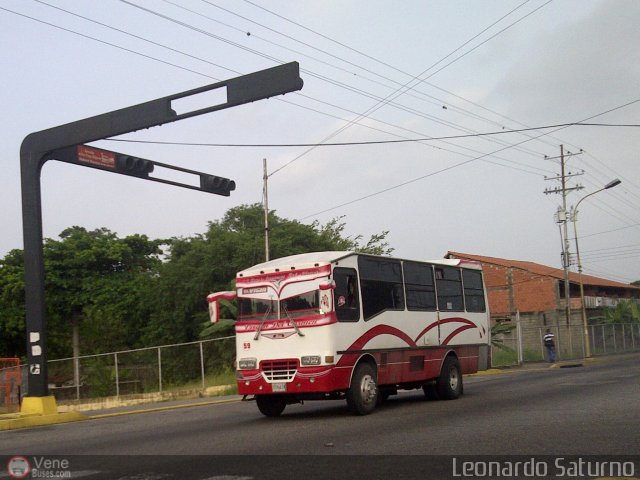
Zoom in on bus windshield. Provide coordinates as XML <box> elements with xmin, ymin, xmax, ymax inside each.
<box><xmin>238</xmin><ymin>290</ymin><xmax>321</xmax><ymax>321</ymax></box>
<box><xmin>238</xmin><ymin>297</ymin><xmax>278</xmax><ymax>321</ymax></box>
<box><xmin>281</xmin><ymin>290</ymin><xmax>321</xmax><ymax>319</ymax></box>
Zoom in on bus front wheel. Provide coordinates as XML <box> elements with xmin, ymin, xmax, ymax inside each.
<box><xmin>346</xmin><ymin>363</ymin><xmax>378</xmax><ymax>415</ymax></box>
<box><xmin>256</xmin><ymin>395</ymin><xmax>287</xmax><ymax>417</ymax></box>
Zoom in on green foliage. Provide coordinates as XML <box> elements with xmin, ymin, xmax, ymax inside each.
<box><xmin>599</xmin><ymin>300</ymin><xmax>640</xmax><ymax>324</ymax></box>
<box><xmin>143</xmin><ymin>204</ymin><xmax>392</xmax><ymax>346</ymax></box>
<box><xmin>0</xmin><ymin>227</ymin><xmax>161</xmax><ymax>358</ymax></box>
<box><xmin>0</xmin><ymin>205</ymin><xmax>392</xmax><ymax>363</ymax></box>
<box><xmin>85</xmin><ymin>357</ymin><xmax>116</xmax><ymax>398</ymax></box>
<box><xmin>0</xmin><ymin>249</ymin><xmax>26</xmax><ymax>357</ymax></box>
<box><xmin>490</xmin><ymin>321</ymin><xmax>516</xmax><ymax>352</ymax></box>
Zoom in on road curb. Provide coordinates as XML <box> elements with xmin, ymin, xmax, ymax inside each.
<box><xmin>88</xmin><ymin>396</ymin><xmax>242</xmax><ymax>420</ymax></box>
<box><xmin>0</xmin><ymin>411</ymin><xmax>87</xmax><ymax>431</ymax></box>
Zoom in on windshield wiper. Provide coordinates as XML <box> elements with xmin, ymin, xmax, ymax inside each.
<box><xmin>253</xmin><ymin>305</ymin><xmax>272</xmax><ymax>341</ymax></box>
<box><xmin>282</xmin><ymin>304</ymin><xmax>305</xmax><ymax>337</ymax></box>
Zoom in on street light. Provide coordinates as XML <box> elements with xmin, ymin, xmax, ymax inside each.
<box><xmin>572</xmin><ymin>178</ymin><xmax>622</xmax><ymax>357</ymax></box>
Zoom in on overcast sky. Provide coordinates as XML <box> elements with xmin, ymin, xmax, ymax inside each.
<box><xmin>1</xmin><ymin>0</ymin><xmax>639</xmax><ymax>284</ymax></box>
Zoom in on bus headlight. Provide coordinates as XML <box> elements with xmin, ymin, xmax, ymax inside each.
<box><xmin>301</xmin><ymin>355</ymin><xmax>321</xmax><ymax>366</ymax></box>
<box><xmin>238</xmin><ymin>357</ymin><xmax>257</xmax><ymax>370</ymax></box>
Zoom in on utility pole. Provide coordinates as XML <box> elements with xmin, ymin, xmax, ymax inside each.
<box><xmin>263</xmin><ymin>158</ymin><xmax>270</xmax><ymax>262</ymax></box>
<box><xmin>544</xmin><ymin>145</ymin><xmax>583</xmax><ymax>326</ymax></box>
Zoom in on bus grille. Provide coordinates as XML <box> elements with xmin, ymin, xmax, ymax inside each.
<box><xmin>261</xmin><ymin>360</ymin><xmax>298</xmax><ymax>382</ymax></box>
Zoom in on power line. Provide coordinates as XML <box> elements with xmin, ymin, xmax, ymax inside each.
<box><xmin>114</xmin><ymin>0</ymin><xmax>562</xmax><ymax>177</ymax></box>
<box><xmin>300</xmin><ymin>100</ymin><xmax>640</xmax><ymax>220</ymax></box>
<box><xmin>579</xmin><ymin>223</ymin><xmax>640</xmax><ymax>240</ymax></box>
<box><xmin>3</xmin><ymin>2</ymin><xmax>553</xmax><ymax>181</ymax></box>
<box><xmin>0</xmin><ymin>4</ymin><xmax>218</xmax><ymax>80</ymax></box>
<box><xmin>105</xmin><ymin>122</ymin><xmax>638</xmax><ymax>147</ymax></box>
<box><xmin>269</xmin><ymin>0</ymin><xmax>553</xmax><ymax>176</ymax></box>
<box><xmin>9</xmin><ymin>1</ymin><xmax>639</xmax><ymax>232</ymax></box>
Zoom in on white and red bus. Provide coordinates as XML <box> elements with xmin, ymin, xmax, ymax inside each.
<box><xmin>207</xmin><ymin>251</ymin><xmax>490</xmax><ymax>416</ymax></box>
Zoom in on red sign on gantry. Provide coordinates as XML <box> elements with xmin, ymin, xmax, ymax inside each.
<box><xmin>77</xmin><ymin>145</ymin><xmax>116</xmax><ymax>169</ymax></box>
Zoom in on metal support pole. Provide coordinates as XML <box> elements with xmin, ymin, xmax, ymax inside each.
<box><xmin>516</xmin><ymin>311</ymin><xmax>523</xmax><ymax>365</ymax></box>
<box><xmin>158</xmin><ymin>348</ymin><xmax>162</xmax><ymax>393</ymax></box>
<box><xmin>114</xmin><ymin>353</ymin><xmax>120</xmax><ymax>398</ymax></box>
<box><xmin>199</xmin><ymin>341</ymin><xmax>205</xmax><ymax>391</ymax></box>
<box><xmin>263</xmin><ymin>158</ymin><xmax>270</xmax><ymax>262</ymax></box>
<box><xmin>20</xmin><ymin>63</ymin><xmax>303</xmax><ymax>398</ymax></box>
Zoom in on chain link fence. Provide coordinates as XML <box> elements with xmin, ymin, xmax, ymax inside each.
<box><xmin>43</xmin><ymin>336</ymin><xmax>235</xmax><ymax>402</ymax></box>
<box><xmin>7</xmin><ymin>323</ymin><xmax>640</xmax><ymax>402</ymax></box>
<box><xmin>491</xmin><ymin>322</ymin><xmax>640</xmax><ymax>367</ymax></box>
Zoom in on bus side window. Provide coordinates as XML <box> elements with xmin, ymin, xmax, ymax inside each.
<box><xmin>333</xmin><ymin>267</ymin><xmax>360</xmax><ymax>322</ymax></box>
<box><xmin>462</xmin><ymin>269</ymin><xmax>486</xmax><ymax>312</ymax></box>
<box><xmin>435</xmin><ymin>266</ymin><xmax>464</xmax><ymax>311</ymax></box>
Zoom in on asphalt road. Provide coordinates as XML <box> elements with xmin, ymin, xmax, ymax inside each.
<box><xmin>1</xmin><ymin>354</ymin><xmax>638</xmax><ymax>479</ymax></box>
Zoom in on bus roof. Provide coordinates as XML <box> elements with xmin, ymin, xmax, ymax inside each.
<box><xmin>237</xmin><ymin>251</ymin><xmax>482</xmax><ymax>278</ymax></box>
<box><xmin>238</xmin><ymin>251</ymin><xmax>354</xmax><ymax>277</ymax></box>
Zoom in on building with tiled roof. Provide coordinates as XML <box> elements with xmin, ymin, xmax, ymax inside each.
<box><xmin>445</xmin><ymin>252</ymin><xmax>640</xmax><ymax>360</ymax></box>
<box><xmin>446</xmin><ymin>251</ymin><xmax>639</xmax><ymax>319</ymax></box>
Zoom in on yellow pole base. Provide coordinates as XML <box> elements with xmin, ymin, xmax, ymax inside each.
<box><xmin>21</xmin><ymin>396</ymin><xmax>58</xmax><ymax>415</ymax></box>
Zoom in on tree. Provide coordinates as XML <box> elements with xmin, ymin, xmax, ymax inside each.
<box><xmin>44</xmin><ymin>227</ymin><xmax>162</xmax><ymax>357</ymax></box>
<box><xmin>144</xmin><ymin>204</ymin><xmax>392</xmax><ymax>346</ymax></box>
<box><xmin>0</xmin><ymin>249</ymin><xmax>27</xmax><ymax>357</ymax></box>
<box><xmin>0</xmin><ymin>205</ymin><xmax>392</xmax><ymax>359</ymax></box>
<box><xmin>0</xmin><ymin>227</ymin><xmax>162</xmax><ymax>359</ymax></box>
<box><xmin>600</xmin><ymin>300</ymin><xmax>640</xmax><ymax>324</ymax></box>
<box><xmin>490</xmin><ymin>321</ymin><xmax>516</xmax><ymax>352</ymax></box>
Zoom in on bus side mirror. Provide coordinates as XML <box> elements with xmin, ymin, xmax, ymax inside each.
<box><xmin>319</xmin><ymin>280</ymin><xmax>336</xmax><ymax>291</ymax></box>
<box><xmin>207</xmin><ymin>291</ymin><xmax>237</xmax><ymax>323</ymax></box>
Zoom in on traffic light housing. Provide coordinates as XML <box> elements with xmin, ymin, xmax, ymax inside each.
<box><xmin>116</xmin><ymin>155</ymin><xmax>154</xmax><ymax>178</ymax></box>
<box><xmin>200</xmin><ymin>174</ymin><xmax>236</xmax><ymax>196</ymax></box>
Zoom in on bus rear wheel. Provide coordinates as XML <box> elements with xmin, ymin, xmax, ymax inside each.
<box><xmin>256</xmin><ymin>395</ymin><xmax>287</xmax><ymax>417</ymax></box>
<box><xmin>346</xmin><ymin>363</ymin><xmax>378</xmax><ymax>415</ymax></box>
<box><xmin>436</xmin><ymin>356</ymin><xmax>463</xmax><ymax>400</ymax></box>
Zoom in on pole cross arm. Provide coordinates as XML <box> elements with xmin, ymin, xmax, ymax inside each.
<box><xmin>21</xmin><ymin>62</ymin><xmax>303</xmax><ymax>157</ymax></box>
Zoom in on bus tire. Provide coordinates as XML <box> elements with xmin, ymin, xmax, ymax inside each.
<box><xmin>422</xmin><ymin>381</ymin><xmax>440</xmax><ymax>400</ymax></box>
<box><xmin>256</xmin><ymin>395</ymin><xmax>287</xmax><ymax>417</ymax></box>
<box><xmin>346</xmin><ymin>363</ymin><xmax>378</xmax><ymax>415</ymax></box>
<box><xmin>436</xmin><ymin>356</ymin><xmax>462</xmax><ymax>400</ymax></box>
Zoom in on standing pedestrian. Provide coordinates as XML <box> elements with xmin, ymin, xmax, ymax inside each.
<box><xmin>543</xmin><ymin>329</ymin><xmax>557</xmax><ymax>363</ymax></box>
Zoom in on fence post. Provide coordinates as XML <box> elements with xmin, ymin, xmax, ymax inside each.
<box><xmin>515</xmin><ymin>311</ymin><xmax>523</xmax><ymax>365</ymax></box>
<box><xmin>612</xmin><ymin>325</ymin><xmax>617</xmax><ymax>352</ymax></box>
<box><xmin>602</xmin><ymin>325</ymin><xmax>606</xmax><ymax>353</ymax></box>
<box><xmin>158</xmin><ymin>347</ymin><xmax>162</xmax><ymax>393</ymax></box>
<box><xmin>74</xmin><ymin>354</ymin><xmax>80</xmax><ymax>401</ymax></box>
<box><xmin>200</xmin><ymin>341</ymin><xmax>205</xmax><ymax>391</ymax></box>
<box><xmin>114</xmin><ymin>352</ymin><xmax>120</xmax><ymax>398</ymax></box>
